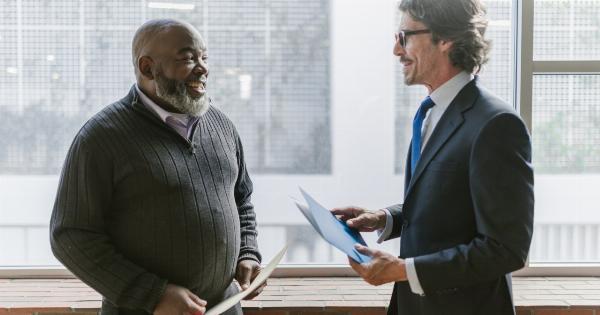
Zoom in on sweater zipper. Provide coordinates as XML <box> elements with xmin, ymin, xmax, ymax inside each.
<box><xmin>132</xmin><ymin>98</ymin><xmax>199</xmax><ymax>155</ymax></box>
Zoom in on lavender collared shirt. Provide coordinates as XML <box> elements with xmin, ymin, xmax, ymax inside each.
<box><xmin>135</xmin><ymin>84</ymin><xmax>202</xmax><ymax>140</ymax></box>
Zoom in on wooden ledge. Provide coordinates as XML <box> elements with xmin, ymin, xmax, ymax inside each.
<box><xmin>2</xmin><ymin>277</ymin><xmax>600</xmax><ymax>314</ymax></box>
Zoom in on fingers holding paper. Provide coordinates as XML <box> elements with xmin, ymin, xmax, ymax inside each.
<box><xmin>235</xmin><ymin>259</ymin><xmax>267</xmax><ymax>300</ymax></box>
<box><xmin>348</xmin><ymin>244</ymin><xmax>407</xmax><ymax>286</ymax></box>
<box><xmin>153</xmin><ymin>284</ymin><xmax>206</xmax><ymax>315</ymax></box>
<box><xmin>331</xmin><ymin>207</ymin><xmax>387</xmax><ymax>232</ymax></box>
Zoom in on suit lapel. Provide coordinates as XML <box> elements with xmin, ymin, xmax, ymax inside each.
<box><xmin>404</xmin><ymin>80</ymin><xmax>480</xmax><ymax>200</ymax></box>
<box><xmin>404</xmin><ymin>143</ymin><xmax>412</xmax><ymax>196</ymax></box>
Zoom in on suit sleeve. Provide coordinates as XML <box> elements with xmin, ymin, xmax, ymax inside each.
<box><xmin>233</xmin><ymin>130</ymin><xmax>262</xmax><ymax>264</ymax></box>
<box><xmin>383</xmin><ymin>204</ymin><xmax>405</xmax><ymax>240</ymax></box>
<box><xmin>414</xmin><ymin>112</ymin><xmax>534</xmax><ymax>293</ymax></box>
<box><xmin>50</xmin><ymin>130</ymin><xmax>167</xmax><ymax>313</ymax></box>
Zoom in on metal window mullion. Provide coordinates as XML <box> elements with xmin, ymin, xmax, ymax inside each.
<box><xmin>514</xmin><ymin>0</ymin><xmax>534</xmax><ymax>271</ymax></box>
<box><xmin>264</xmin><ymin>0</ymin><xmax>272</xmax><ymax>166</ymax></box>
<box><xmin>79</xmin><ymin>0</ymin><xmax>85</xmax><ymax>105</ymax></box>
<box><xmin>16</xmin><ymin>0</ymin><xmax>23</xmax><ymax>113</ymax></box>
<box><xmin>515</xmin><ymin>264</ymin><xmax>600</xmax><ymax>277</ymax></box>
<box><xmin>515</xmin><ymin>0</ymin><xmax>534</xmax><ymax>133</ymax></box>
<box><xmin>533</xmin><ymin>60</ymin><xmax>600</xmax><ymax>74</ymax></box>
<box><xmin>6</xmin><ymin>265</ymin><xmax>600</xmax><ymax>278</ymax></box>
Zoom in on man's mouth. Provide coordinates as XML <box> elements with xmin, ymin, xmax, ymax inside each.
<box><xmin>186</xmin><ymin>80</ymin><xmax>206</xmax><ymax>94</ymax></box>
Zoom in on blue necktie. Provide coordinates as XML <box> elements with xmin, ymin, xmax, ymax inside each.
<box><xmin>411</xmin><ymin>96</ymin><xmax>435</xmax><ymax>176</ymax></box>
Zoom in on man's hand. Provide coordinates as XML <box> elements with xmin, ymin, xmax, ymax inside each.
<box><xmin>331</xmin><ymin>206</ymin><xmax>387</xmax><ymax>232</ymax></box>
<box><xmin>153</xmin><ymin>284</ymin><xmax>206</xmax><ymax>315</ymax></box>
<box><xmin>349</xmin><ymin>244</ymin><xmax>407</xmax><ymax>286</ymax></box>
<box><xmin>235</xmin><ymin>260</ymin><xmax>266</xmax><ymax>300</ymax></box>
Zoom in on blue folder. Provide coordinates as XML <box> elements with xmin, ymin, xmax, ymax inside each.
<box><xmin>293</xmin><ymin>188</ymin><xmax>371</xmax><ymax>263</ymax></box>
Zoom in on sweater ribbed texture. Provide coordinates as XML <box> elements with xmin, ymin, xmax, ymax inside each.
<box><xmin>50</xmin><ymin>86</ymin><xmax>261</xmax><ymax>313</ymax></box>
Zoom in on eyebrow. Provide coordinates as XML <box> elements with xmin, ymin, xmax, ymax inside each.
<box><xmin>176</xmin><ymin>46</ymin><xmax>207</xmax><ymax>55</ymax></box>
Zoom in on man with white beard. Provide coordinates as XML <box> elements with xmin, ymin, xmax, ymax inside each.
<box><xmin>50</xmin><ymin>19</ymin><xmax>264</xmax><ymax>315</ymax></box>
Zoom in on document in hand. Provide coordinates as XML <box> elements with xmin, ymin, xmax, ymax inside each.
<box><xmin>293</xmin><ymin>188</ymin><xmax>371</xmax><ymax>263</ymax></box>
<box><xmin>205</xmin><ymin>244</ymin><xmax>288</xmax><ymax>315</ymax></box>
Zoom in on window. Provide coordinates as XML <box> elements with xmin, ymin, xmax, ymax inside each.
<box><xmin>0</xmin><ymin>0</ymin><xmax>332</xmax><ymax>266</ymax></box>
<box><xmin>529</xmin><ymin>75</ymin><xmax>600</xmax><ymax>263</ymax></box>
<box><xmin>524</xmin><ymin>0</ymin><xmax>600</xmax><ymax>264</ymax></box>
<box><xmin>1</xmin><ymin>0</ymin><xmax>600</xmax><ymax>272</ymax></box>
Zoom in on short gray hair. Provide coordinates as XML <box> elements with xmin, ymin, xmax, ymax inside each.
<box><xmin>399</xmin><ymin>0</ymin><xmax>491</xmax><ymax>74</ymax></box>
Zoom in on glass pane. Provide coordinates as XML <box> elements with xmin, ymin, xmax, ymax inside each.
<box><xmin>395</xmin><ymin>0</ymin><xmax>513</xmax><ymax>173</ymax></box>
<box><xmin>534</xmin><ymin>0</ymin><xmax>600</xmax><ymax>60</ymax></box>
<box><xmin>529</xmin><ymin>75</ymin><xmax>600</xmax><ymax>263</ymax></box>
<box><xmin>0</xmin><ymin>0</ymin><xmax>331</xmax><ymax>266</ymax></box>
<box><xmin>0</xmin><ymin>0</ymin><xmax>521</xmax><ymax>268</ymax></box>
<box><xmin>0</xmin><ymin>0</ymin><xmax>18</xmax><ymax>113</ymax></box>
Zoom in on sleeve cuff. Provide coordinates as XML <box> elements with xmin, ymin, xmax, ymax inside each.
<box><xmin>405</xmin><ymin>257</ymin><xmax>425</xmax><ymax>296</ymax></box>
<box><xmin>376</xmin><ymin>209</ymin><xmax>394</xmax><ymax>244</ymax></box>
<box><xmin>238</xmin><ymin>252</ymin><xmax>261</xmax><ymax>264</ymax></box>
<box><xmin>144</xmin><ymin>277</ymin><xmax>168</xmax><ymax>314</ymax></box>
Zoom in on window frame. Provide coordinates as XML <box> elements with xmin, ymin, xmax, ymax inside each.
<box><xmin>515</xmin><ymin>0</ymin><xmax>600</xmax><ymax>274</ymax></box>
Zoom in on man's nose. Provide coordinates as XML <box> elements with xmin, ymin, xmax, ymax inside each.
<box><xmin>393</xmin><ymin>41</ymin><xmax>405</xmax><ymax>57</ymax></box>
<box><xmin>194</xmin><ymin>60</ymin><xmax>208</xmax><ymax>75</ymax></box>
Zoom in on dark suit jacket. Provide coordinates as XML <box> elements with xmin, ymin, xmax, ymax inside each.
<box><xmin>386</xmin><ymin>79</ymin><xmax>534</xmax><ymax>315</ymax></box>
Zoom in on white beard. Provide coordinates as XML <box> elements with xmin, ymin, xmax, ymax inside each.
<box><xmin>154</xmin><ymin>69</ymin><xmax>210</xmax><ymax>116</ymax></box>
<box><xmin>156</xmin><ymin>87</ymin><xmax>210</xmax><ymax>116</ymax></box>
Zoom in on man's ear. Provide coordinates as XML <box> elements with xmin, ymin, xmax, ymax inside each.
<box><xmin>138</xmin><ymin>56</ymin><xmax>155</xmax><ymax>80</ymax></box>
<box><xmin>439</xmin><ymin>39</ymin><xmax>453</xmax><ymax>54</ymax></box>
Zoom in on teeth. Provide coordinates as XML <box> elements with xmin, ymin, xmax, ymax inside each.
<box><xmin>187</xmin><ymin>81</ymin><xmax>204</xmax><ymax>89</ymax></box>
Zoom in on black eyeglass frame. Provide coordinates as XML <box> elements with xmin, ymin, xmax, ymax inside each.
<box><xmin>395</xmin><ymin>29</ymin><xmax>432</xmax><ymax>48</ymax></box>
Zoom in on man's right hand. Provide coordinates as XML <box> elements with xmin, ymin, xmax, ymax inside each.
<box><xmin>331</xmin><ymin>206</ymin><xmax>387</xmax><ymax>232</ymax></box>
<box><xmin>154</xmin><ymin>284</ymin><xmax>207</xmax><ymax>315</ymax></box>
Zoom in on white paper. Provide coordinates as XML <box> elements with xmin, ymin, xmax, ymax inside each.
<box><xmin>205</xmin><ymin>244</ymin><xmax>288</xmax><ymax>315</ymax></box>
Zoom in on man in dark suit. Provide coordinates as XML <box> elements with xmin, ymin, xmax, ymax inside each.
<box><xmin>332</xmin><ymin>0</ymin><xmax>534</xmax><ymax>314</ymax></box>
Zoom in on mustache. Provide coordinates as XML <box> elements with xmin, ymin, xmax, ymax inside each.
<box><xmin>186</xmin><ymin>76</ymin><xmax>207</xmax><ymax>83</ymax></box>
<box><xmin>400</xmin><ymin>57</ymin><xmax>412</xmax><ymax>63</ymax></box>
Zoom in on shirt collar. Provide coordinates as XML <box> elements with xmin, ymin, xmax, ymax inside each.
<box><xmin>429</xmin><ymin>71</ymin><xmax>474</xmax><ymax>109</ymax></box>
<box><xmin>135</xmin><ymin>84</ymin><xmax>192</xmax><ymax>125</ymax></box>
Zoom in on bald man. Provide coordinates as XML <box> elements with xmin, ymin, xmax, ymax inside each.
<box><xmin>50</xmin><ymin>19</ymin><xmax>263</xmax><ymax>315</ymax></box>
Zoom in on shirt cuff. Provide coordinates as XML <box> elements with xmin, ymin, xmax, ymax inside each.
<box><xmin>376</xmin><ymin>209</ymin><xmax>394</xmax><ymax>244</ymax></box>
<box><xmin>405</xmin><ymin>257</ymin><xmax>425</xmax><ymax>296</ymax></box>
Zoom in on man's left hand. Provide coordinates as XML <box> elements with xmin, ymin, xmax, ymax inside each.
<box><xmin>349</xmin><ymin>244</ymin><xmax>407</xmax><ymax>286</ymax></box>
<box><xmin>235</xmin><ymin>260</ymin><xmax>266</xmax><ymax>300</ymax></box>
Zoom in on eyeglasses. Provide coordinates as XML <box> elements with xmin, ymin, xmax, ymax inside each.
<box><xmin>395</xmin><ymin>29</ymin><xmax>431</xmax><ymax>48</ymax></box>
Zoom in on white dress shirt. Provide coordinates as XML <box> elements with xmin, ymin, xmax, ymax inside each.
<box><xmin>377</xmin><ymin>71</ymin><xmax>474</xmax><ymax>295</ymax></box>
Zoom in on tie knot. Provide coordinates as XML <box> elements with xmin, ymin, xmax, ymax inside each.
<box><xmin>420</xmin><ymin>96</ymin><xmax>435</xmax><ymax>111</ymax></box>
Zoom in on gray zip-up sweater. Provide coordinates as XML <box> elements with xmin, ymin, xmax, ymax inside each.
<box><xmin>50</xmin><ymin>86</ymin><xmax>261</xmax><ymax>313</ymax></box>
